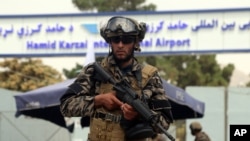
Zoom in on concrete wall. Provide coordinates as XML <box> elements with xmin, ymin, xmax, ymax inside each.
<box><xmin>185</xmin><ymin>87</ymin><xmax>250</xmax><ymax>141</ymax></box>
<box><xmin>0</xmin><ymin>89</ymin><xmax>71</xmax><ymax>141</ymax></box>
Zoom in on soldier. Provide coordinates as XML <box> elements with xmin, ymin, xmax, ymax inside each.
<box><xmin>189</xmin><ymin>121</ymin><xmax>211</xmax><ymax>141</ymax></box>
<box><xmin>60</xmin><ymin>16</ymin><xmax>173</xmax><ymax>141</ymax></box>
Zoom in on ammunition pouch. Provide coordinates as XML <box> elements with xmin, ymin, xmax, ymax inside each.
<box><xmin>149</xmin><ymin>99</ymin><xmax>174</xmax><ymax>123</ymax></box>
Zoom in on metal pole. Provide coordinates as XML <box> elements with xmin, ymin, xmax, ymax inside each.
<box><xmin>224</xmin><ymin>87</ymin><xmax>228</xmax><ymax>141</ymax></box>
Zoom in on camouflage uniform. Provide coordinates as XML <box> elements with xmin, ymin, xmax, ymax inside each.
<box><xmin>60</xmin><ymin>15</ymin><xmax>173</xmax><ymax>141</ymax></box>
<box><xmin>60</xmin><ymin>55</ymin><xmax>173</xmax><ymax>141</ymax></box>
<box><xmin>195</xmin><ymin>132</ymin><xmax>211</xmax><ymax>141</ymax></box>
<box><xmin>190</xmin><ymin>122</ymin><xmax>211</xmax><ymax>141</ymax></box>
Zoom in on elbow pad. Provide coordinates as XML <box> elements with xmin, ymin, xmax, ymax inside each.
<box><xmin>149</xmin><ymin>99</ymin><xmax>174</xmax><ymax>123</ymax></box>
<box><xmin>60</xmin><ymin>83</ymin><xmax>83</xmax><ymax>103</ymax></box>
<box><xmin>68</xmin><ymin>82</ymin><xmax>84</xmax><ymax>94</ymax></box>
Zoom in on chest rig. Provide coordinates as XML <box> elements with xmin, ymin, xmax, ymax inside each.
<box><xmin>99</xmin><ymin>59</ymin><xmax>158</xmax><ymax>100</ymax></box>
<box><xmin>88</xmin><ymin>59</ymin><xmax>158</xmax><ymax>141</ymax></box>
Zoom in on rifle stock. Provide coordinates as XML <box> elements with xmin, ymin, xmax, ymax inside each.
<box><xmin>93</xmin><ymin>62</ymin><xmax>175</xmax><ymax>141</ymax></box>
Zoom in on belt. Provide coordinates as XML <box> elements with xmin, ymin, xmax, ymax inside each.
<box><xmin>94</xmin><ymin>112</ymin><xmax>122</xmax><ymax>123</ymax></box>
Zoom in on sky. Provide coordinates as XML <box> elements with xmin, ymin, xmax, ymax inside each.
<box><xmin>0</xmin><ymin>0</ymin><xmax>250</xmax><ymax>86</ymax></box>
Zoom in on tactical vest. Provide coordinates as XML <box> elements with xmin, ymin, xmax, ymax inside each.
<box><xmin>88</xmin><ymin>60</ymin><xmax>158</xmax><ymax>141</ymax></box>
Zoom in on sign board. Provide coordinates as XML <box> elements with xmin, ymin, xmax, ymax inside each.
<box><xmin>0</xmin><ymin>8</ymin><xmax>250</xmax><ymax>57</ymax></box>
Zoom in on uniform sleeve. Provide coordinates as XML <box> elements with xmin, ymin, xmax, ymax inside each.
<box><xmin>143</xmin><ymin>71</ymin><xmax>173</xmax><ymax>133</ymax></box>
<box><xmin>196</xmin><ymin>132</ymin><xmax>211</xmax><ymax>141</ymax></box>
<box><xmin>60</xmin><ymin>63</ymin><xmax>97</xmax><ymax>117</ymax></box>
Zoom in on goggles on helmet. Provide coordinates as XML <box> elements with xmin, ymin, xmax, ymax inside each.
<box><xmin>105</xmin><ymin>17</ymin><xmax>139</xmax><ymax>36</ymax></box>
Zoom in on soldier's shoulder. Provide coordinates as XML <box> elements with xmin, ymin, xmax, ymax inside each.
<box><xmin>197</xmin><ymin>132</ymin><xmax>211</xmax><ymax>141</ymax></box>
<box><xmin>142</xmin><ymin>64</ymin><xmax>158</xmax><ymax>75</ymax></box>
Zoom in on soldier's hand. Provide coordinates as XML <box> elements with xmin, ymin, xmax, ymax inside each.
<box><xmin>94</xmin><ymin>91</ymin><xmax>123</xmax><ymax>110</ymax></box>
<box><xmin>121</xmin><ymin>103</ymin><xmax>139</xmax><ymax>120</ymax></box>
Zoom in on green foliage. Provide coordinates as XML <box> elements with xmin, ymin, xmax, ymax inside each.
<box><xmin>64</xmin><ymin>55</ymin><xmax>234</xmax><ymax>89</ymax></box>
<box><xmin>63</xmin><ymin>63</ymin><xmax>83</xmax><ymax>79</ymax></box>
<box><xmin>72</xmin><ymin>0</ymin><xmax>156</xmax><ymax>12</ymax></box>
<box><xmin>247</xmin><ymin>81</ymin><xmax>250</xmax><ymax>87</ymax></box>
<box><xmin>137</xmin><ymin>54</ymin><xmax>235</xmax><ymax>89</ymax></box>
<box><xmin>63</xmin><ymin>56</ymin><xmax>104</xmax><ymax>79</ymax></box>
<box><xmin>0</xmin><ymin>57</ymin><xmax>238</xmax><ymax>90</ymax></box>
<box><xmin>246</xmin><ymin>74</ymin><xmax>250</xmax><ymax>87</ymax></box>
<box><xmin>0</xmin><ymin>58</ymin><xmax>63</xmax><ymax>92</ymax></box>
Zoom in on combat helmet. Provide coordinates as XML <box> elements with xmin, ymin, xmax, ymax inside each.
<box><xmin>190</xmin><ymin>121</ymin><xmax>202</xmax><ymax>131</ymax></box>
<box><xmin>100</xmin><ymin>16</ymin><xmax>146</xmax><ymax>51</ymax></box>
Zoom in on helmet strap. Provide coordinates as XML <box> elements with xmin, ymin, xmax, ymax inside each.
<box><xmin>134</xmin><ymin>37</ymin><xmax>141</xmax><ymax>52</ymax></box>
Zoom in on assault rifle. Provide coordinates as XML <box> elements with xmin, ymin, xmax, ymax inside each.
<box><xmin>93</xmin><ymin>62</ymin><xmax>175</xmax><ymax>141</ymax></box>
